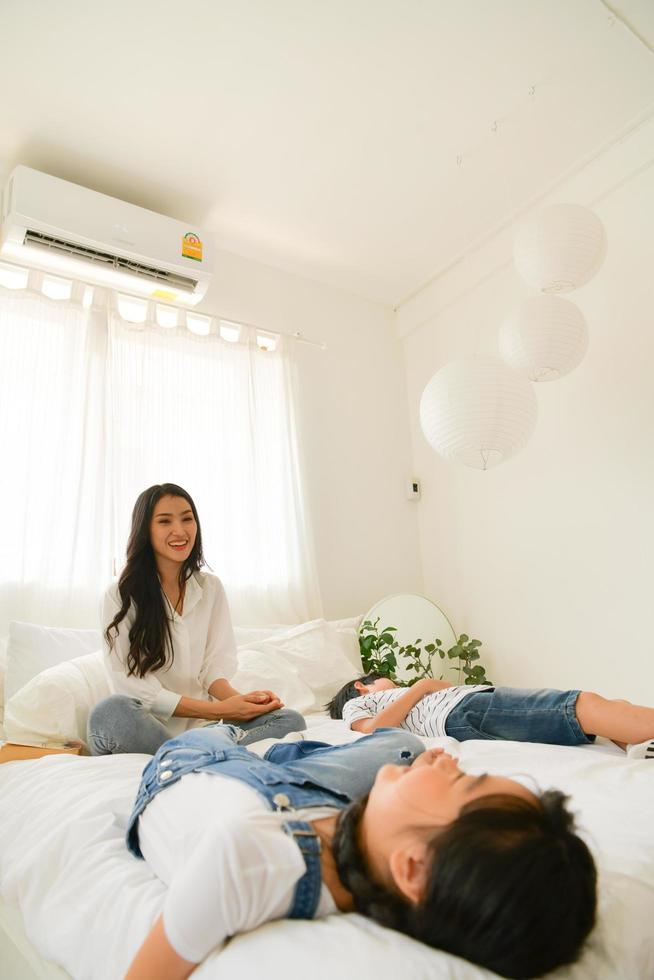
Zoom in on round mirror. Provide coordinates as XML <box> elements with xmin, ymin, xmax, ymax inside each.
<box><xmin>360</xmin><ymin>593</ymin><xmax>458</xmax><ymax>683</ymax></box>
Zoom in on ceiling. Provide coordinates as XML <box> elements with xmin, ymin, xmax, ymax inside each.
<box><xmin>1</xmin><ymin>0</ymin><xmax>653</xmax><ymax>307</ymax></box>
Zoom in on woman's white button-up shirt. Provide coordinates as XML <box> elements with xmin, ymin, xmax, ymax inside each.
<box><xmin>102</xmin><ymin>571</ymin><xmax>237</xmax><ymax>737</ymax></box>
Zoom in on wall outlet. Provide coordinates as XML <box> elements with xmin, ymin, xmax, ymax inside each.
<box><xmin>406</xmin><ymin>479</ymin><xmax>421</xmax><ymax>500</ymax></box>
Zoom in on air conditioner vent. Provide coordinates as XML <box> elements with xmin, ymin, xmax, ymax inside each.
<box><xmin>24</xmin><ymin>229</ymin><xmax>199</xmax><ymax>292</ymax></box>
<box><xmin>1</xmin><ymin>166</ymin><xmax>211</xmax><ymax>303</ymax></box>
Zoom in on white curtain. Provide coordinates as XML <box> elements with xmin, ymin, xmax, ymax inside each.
<box><xmin>0</xmin><ymin>277</ymin><xmax>322</xmax><ymax>632</ymax></box>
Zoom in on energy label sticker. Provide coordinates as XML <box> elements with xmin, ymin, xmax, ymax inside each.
<box><xmin>182</xmin><ymin>232</ymin><xmax>203</xmax><ymax>261</ymax></box>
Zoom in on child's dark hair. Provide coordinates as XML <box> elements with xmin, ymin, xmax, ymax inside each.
<box><xmin>332</xmin><ymin>789</ymin><xmax>597</xmax><ymax>978</ymax></box>
<box><xmin>326</xmin><ymin>672</ymin><xmax>386</xmax><ymax>719</ymax></box>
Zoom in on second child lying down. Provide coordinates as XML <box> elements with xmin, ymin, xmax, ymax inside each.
<box><xmin>326</xmin><ymin>673</ymin><xmax>654</xmax><ymax>758</ymax></box>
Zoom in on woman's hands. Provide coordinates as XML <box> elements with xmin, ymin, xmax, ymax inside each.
<box><xmin>204</xmin><ymin>678</ymin><xmax>284</xmax><ymax>722</ymax></box>
<box><xmin>214</xmin><ymin>691</ymin><xmax>283</xmax><ymax>722</ymax></box>
<box><xmin>172</xmin><ymin>689</ymin><xmax>284</xmax><ymax>723</ymax></box>
<box><xmin>244</xmin><ymin>689</ymin><xmax>280</xmax><ymax>704</ymax></box>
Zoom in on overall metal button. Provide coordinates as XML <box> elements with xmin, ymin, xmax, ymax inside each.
<box><xmin>273</xmin><ymin>792</ymin><xmax>290</xmax><ymax>808</ymax></box>
<box><xmin>160</xmin><ymin>769</ymin><xmax>174</xmax><ymax>781</ymax></box>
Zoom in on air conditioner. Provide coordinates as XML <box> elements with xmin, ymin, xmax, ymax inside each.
<box><xmin>0</xmin><ymin>166</ymin><xmax>212</xmax><ymax>305</ymax></box>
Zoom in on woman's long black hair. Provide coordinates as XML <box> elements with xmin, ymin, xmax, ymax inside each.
<box><xmin>105</xmin><ymin>483</ymin><xmax>205</xmax><ymax>678</ymax></box>
<box><xmin>331</xmin><ymin>790</ymin><xmax>597</xmax><ymax>979</ymax></box>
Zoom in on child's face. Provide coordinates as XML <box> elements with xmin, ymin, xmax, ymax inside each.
<box><xmin>368</xmin><ymin>749</ymin><xmax>536</xmax><ymax>829</ymax></box>
<box><xmin>360</xmin><ymin>749</ymin><xmax>538</xmax><ymax>903</ymax></box>
<box><xmin>358</xmin><ymin>678</ymin><xmax>397</xmax><ymax>694</ymax></box>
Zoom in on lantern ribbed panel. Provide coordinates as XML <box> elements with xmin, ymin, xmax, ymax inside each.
<box><xmin>419</xmin><ymin>356</ymin><xmax>537</xmax><ymax>470</ymax></box>
<box><xmin>513</xmin><ymin>204</ymin><xmax>606</xmax><ymax>292</ymax></box>
<box><xmin>499</xmin><ymin>294</ymin><xmax>589</xmax><ymax>381</ymax></box>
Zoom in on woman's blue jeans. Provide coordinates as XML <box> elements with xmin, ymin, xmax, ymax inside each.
<box><xmin>87</xmin><ymin>694</ymin><xmax>306</xmax><ymax>756</ymax></box>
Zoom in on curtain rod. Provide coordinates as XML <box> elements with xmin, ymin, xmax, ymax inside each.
<box><xmin>0</xmin><ymin>257</ymin><xmax>327</xmax><ymax>350</ymax></box>
<box><xmin>173</xmin><ymin>305</ymin><xmax>327</xmax><ymax>350</ymax></box>
<box><xmin>214</xmin><ymin>315</ymin><xmax>327</xmax><ymax>351</ymax></box>
<box><xmin>103</xmin><ymin>287</ymin><xmax>329</xmax><ymax>351</ymax></box>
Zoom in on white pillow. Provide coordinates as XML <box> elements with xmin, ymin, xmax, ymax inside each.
<box><xmin>5</xmin><ymin>621</ymin><xmax>102</xmax><ymax>703</ymax></box>
<box><xmin>4</xmin><ymin>649</ymin><xmax>111</xmax><ymax>747</ymax></box>
<box><xmin>234</xmin><ymin>617</ymin><xmax>364</xmax><ymax>674</ymax></box>
<box><xmin>233</xmin><ymin>652</ymin><xmax>316</xmax><ymax>714</ymax></box>
<box><xmin>233</xmin><ymin>625</ymin><xmax>286</xmax><ymax>647</ymax></box>
<box><xmin>1</xmin><ymin>616</ymin><xmax>363</xmax><ymax>735</ymax></box>
<box><xmin>232</xmin><ymin>620</ymin><xmax>358</xmax><ymax>713</ymax></box>
<box><xmin>328</xmin><ymin>616</ymin><xmax>363</xmax><ymax>672</ymax></box>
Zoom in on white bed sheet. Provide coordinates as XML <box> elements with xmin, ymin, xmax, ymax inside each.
<box><xmin>0</xmin><ymin>715</ymin><xmax>653</xmax><ymax>980</ymax></box>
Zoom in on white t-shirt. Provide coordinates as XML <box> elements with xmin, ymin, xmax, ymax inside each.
<box><xmin>138</xmin><ymin>771</ymin><xmax>338</xmax><ymax>962</ymax></box>
<box><xmin>342</xmin><ymin>685</ymin><xmax>492</xmax><ymax>737</ymax></box>
<box><xmin>103</xmin><ymin>570</ymin><xmax>237</xmax><ymax>737</ymax></box>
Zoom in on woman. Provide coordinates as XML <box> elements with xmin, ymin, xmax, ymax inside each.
<box><xmin>88</xmin><ymin>483</ymin><xmax>305</xmax><ymax>755</ymax></box>
<box><xmin>124</xmin><ymin>726</ymin><xmax>597</xmax><ymax>979</ymax></box>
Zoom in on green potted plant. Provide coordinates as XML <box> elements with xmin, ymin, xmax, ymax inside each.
<box><xmin>359</xmin><ymin>619</ymin><xmax>492</xmax><ymax>686</ymax></box>
<box><xmin>357</xmin><ymin>618</ymin><xmax>398</xmax><ymax>678</ymax></box>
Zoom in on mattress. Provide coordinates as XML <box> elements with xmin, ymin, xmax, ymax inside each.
<box><xmin>1</xmin><ymin>715</ymin><xmax>653</xmax><ymax>980</ymax></box>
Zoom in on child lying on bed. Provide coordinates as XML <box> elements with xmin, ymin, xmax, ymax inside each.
<box><xmin>125</xmin><ymin>724</ymin><xmax>596</xmax><ymax>980</ymax></box>
<box><xmin>327</xmin><ymin>673</ymin><xmax>654</xmax><ymax>758</ymax></box>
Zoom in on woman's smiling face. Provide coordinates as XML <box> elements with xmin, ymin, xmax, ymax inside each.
<box><xmin>149</xmin><ymin>495</ymin><xmax>197</xmax><ymax>568</ymax></box>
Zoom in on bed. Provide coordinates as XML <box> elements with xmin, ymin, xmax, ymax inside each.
<box><xmin>1</xmin><ymin>621</ymin><xmax>653</xmax><ymax>979</ymax></box>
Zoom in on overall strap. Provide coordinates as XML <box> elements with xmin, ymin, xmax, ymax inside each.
<box><xmin>281</xmin><ymin>819</ymin><xmax>323</xmax><ymax>919</ymax></box>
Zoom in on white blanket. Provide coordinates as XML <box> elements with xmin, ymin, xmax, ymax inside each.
<box><xmin>1</xmin><ymin>716</ymin><xmax>653</xmax><ymax>980</ymax></box>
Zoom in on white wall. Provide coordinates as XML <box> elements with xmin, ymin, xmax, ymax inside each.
<box><xmin>202</xmin><ymin>250</ymin><xmax>423</xmax><ymax>619</ymax></box>
<box><xmin>400</xmin><ymin>132</ymin><xmax>654</xmax><ymax>701</ymax></box>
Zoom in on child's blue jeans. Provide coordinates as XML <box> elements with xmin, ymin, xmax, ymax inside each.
<box><xmin>445</xmin><ymin>687</ymin><xmax>594</xmax><ymax>745</ymax></box>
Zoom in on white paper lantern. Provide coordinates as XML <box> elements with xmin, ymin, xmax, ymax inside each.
<box><xmin>499</xmin><ymin>294</ymin><xmax>588</xmax><ymax>381</ymax></box>
<box><xmin>513</xmin><ymin>204</ymin><xmax>606</xmax><ymax>292</ymax></box>
<box><xmin>420</xmin><ymin>356</ymin><xmax>537</xmax><ymax>470</ymax></box>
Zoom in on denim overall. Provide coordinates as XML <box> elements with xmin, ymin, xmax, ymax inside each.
<box><xmin>126</xmin><ymin>724</ymin><xmax>424</xmax><ymax>919</ymax></box>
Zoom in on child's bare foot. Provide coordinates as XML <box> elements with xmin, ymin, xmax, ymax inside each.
<box><xmin>626</xmin><ymin>739</ymin><xmax>654</xmax><ymax>760</ymax></box>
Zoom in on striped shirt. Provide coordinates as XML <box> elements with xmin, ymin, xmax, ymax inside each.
<box><xmin>342</xmin><ymin>685</ymin><xmax>493</xmax><ymax>738</ymax></box>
